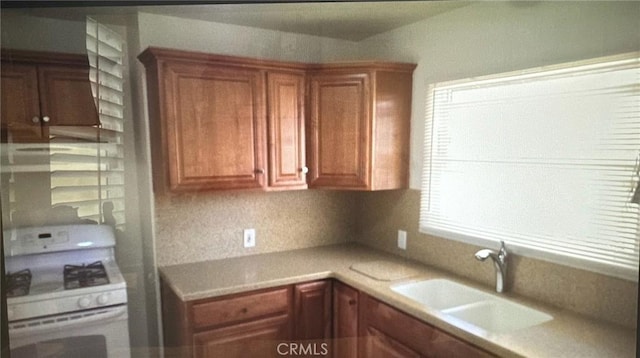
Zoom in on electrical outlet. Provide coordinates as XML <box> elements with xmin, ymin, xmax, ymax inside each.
<box><xmin>244</xmin><ymin>228</ymin><xmax>256</xmax><ymax>248</ymax></box>
<box><xmin>397</xmin><ymin>230</ymin><xmax>407</xmax><ymax>250</ymax></box>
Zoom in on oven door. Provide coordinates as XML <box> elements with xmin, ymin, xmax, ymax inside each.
<box><xmin>8</xmin><ymin>305</ymin><xmax>130</xmax><ymax>358</ymax></box>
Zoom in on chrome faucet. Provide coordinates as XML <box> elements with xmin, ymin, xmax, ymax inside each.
<box><xmin>474</xmin><ymin>241</ymin><xmax>508</xmax><ymax>293</ymax></box>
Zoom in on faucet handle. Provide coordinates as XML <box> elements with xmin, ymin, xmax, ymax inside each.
<box><xmin>498</xmin><ymin>241</ymin><xmax>508</xmax><ymax>260</ymax></box>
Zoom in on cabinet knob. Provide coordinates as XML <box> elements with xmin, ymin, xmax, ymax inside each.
<box><xmin>300</xmin><ymin>167</ymin><xmax>309</xmax><ymax>174</ymax></box>
<box><xmin>255</xmin><ymin>169</ymin><xmax>265</xmax><ymax>174</ymax></box>
<box><xmin>348</xmin><ymin>299</ymin><xmax>357</xmax><ymax>306</ymax></box>
<box><xmin>32</xmin><ymin>116</ymin><xmax>40</xmax><ymax>123</ymax></box>
<box><xmin>42</xmin><ymin>116</ymin><xmax>50</xmax><ymax>123</ymax></box>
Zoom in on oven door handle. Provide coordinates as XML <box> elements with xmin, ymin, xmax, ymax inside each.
<box><xmin>9</xmin><ymin>305</ymin><xmax>128</xmax><ymax>338</ymax></box>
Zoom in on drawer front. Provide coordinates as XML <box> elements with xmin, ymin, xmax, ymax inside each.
<box><xmin>192</xmin><ymin>287</ymin><xmax>290</xmax><ymax>330</ymax></box>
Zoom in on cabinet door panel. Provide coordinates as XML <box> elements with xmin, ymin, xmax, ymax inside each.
<box><xmin>164</xmin><ymin>63</ymin><xmax>266</xmax><ymax>191</ymax></box>
<box><xmin>193</xmin><ymin>314</ymin><xmax>289</xmax><ymax>358</ymax></box>
<box><xmin>308</xmin><ymin>73</ymin><xmax>370</xmax><ymax>189</ymax></box>
<box><xmin>294</xmin><ymin>280</ymin><xmax>332</xmax><ymax>341</ymax></box>
<box><xmin>333</xmin><ymin>281</ymin><xmax>359</xmax><ymax>358</ymax></box>
<box><xmin>363</xmin><ymin>326</ymin><xmax>421</xmax><ymax>358</ymax></box>
<box><xmin>1</xmin><ymin>63</ymin><xmax>43</xmax><ymax>142</ymax></box>
<box><xmin>267</xmin><ymin>72</ymin><xmax>306</xmax><ymax>189</ymax></box>
<box><xmin>38</xmin><ymin>65</ymin><xmax>99</xmax><ymax>127</ymax></box>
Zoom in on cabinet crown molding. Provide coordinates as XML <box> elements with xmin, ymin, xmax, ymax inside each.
<box><xmin>1</xmin><ymin>48</ymin><xmax>90</xmax><ymax>67</ymax></box>
<box><xmin>137</xmin><ymin>46</ymin><xmax>416</xmax><ymax>73</ymax></box>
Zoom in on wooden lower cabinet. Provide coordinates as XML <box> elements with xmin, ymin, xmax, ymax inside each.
<box><xmin>161</xmin><ymin>279</ymin><xmax>494</xmax><ymax>358</ymax></box>
<box><xmin>365</xmin><ymin>326</ymin><xmax>421</xmax><ymax>358</ymax></box>
<box><xmin>359</xmin><ymin>294</ymin><xmax>494</xmax><ymax>358</ymax></box>
<box><xmin>193</xmin><ymin>314</ymin><xmax>290</xmax><ymax>358</ymax></box>
<box><xmin>161</xmin><ymin>282</ymin><xmax>293</xmax><ymax>358</ymax></box>
<box><xmin>333</xmin><ymin>281</ymin><xmax>359</xmax><ymax>358</ymax></box>
<box><xmin>294</xmin><ymin>280</ymin><xmax>332</xmax><ymax>341</ymax></box>
<box><xmin>162</xmin><ymin>280</ymin><xmax>332</xmax><ymax>358</ymax></box>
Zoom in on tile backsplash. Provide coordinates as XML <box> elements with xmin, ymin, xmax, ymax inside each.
<box><xmin>355</xmin><ymin>189</ymin><xmax>639</xmax><ymax>329</ymax></box>
<box><xmin>154</xmin><ymin>190</ymin><xmax>357</xmax><ymax>266</ymax></box>
<box><xmin>154</xmin><ymin>187</ymin><xmax>637</xmax><ymax>329</ymax></box>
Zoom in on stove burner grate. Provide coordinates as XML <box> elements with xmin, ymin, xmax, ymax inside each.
<box><xmin>6</xmin><ymin>269</ymin><xmax>32</xmax><ymax>297</ymax></box>
<box><xmin>64</xmin><ymin>261</ymin><xmax>110</xmax><ymax>290</ymax></box>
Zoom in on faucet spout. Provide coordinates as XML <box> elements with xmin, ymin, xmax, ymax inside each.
<box><xmin>474</xmin><ymin>241</ymin><xmax>508</xmax><ymax>293</ymax></box>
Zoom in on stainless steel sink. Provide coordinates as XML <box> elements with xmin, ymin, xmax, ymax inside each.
<box><xmin>391</xmin><ymin>279</ymin><xmax>552</xmax><ymax>334</ymax></box>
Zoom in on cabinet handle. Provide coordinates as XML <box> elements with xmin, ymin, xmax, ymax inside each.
<box><xmin>348</xmin><ymin>299</ymin><xmax>356</xmax><ymax>306</ymax></box>
<box><xmin>32</xmin><ymin>116</ymin><xmax>40</xmax><ymax>123</ymax></box>
<box><xmin>300</xmin><ymin>167</ymin><xmax>309</xmax><ymax>174</ymax></box>
<box><xmin>42</xmin><ymin>116</ymin><xmax>50</xmax><ymax>123</ymax></box>
<box><xmin>255</xmin><ymin>169</ymin><xmax>265</xmax><ymax>174</ymax></box>
<box><xmin>241</xmin><ymin>308</ymin><xmax>248</xmax><ymax>314</ymax></box>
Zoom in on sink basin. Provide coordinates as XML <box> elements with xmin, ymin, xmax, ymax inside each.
<box><xmin>391</xmin><ymin>278</ymin><xmax>491</xmax><ymax>310</ymax></box>
<box><xmin>442</xmin><ymin>298</ymin><xmax>553</xmax><ymax>333</ymax></box>
<box><xmin>391</xmin><ymin>279</ymin><xmax>552</xmax><ymax>333</ymax></box>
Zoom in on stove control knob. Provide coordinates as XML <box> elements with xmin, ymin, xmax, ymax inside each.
<box><xmin>78</xmin><ymin>296</ymin><xmax>92</xmax><ymax>308</ymax></box>
<box><xmin>97</xmin><ymin>293</ymin><xmax>110</xmax><ymax>306</ymax></box>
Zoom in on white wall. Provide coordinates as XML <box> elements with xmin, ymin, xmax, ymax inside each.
<box><xmin>137</xmin><ymin>11</ymin><xmax>359</xmax><ymax>62</ymax></box>
<box><xmin>357</xmin><ymin>1</ymin><xmax>640</xmax><ymax>189</ymax></box>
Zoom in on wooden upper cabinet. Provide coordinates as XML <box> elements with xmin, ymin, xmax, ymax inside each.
<box><xmin>308</xmin><ymin>64</ymin><xmax>415</xmax><ymax>190</ymax></box>
<box><xmin>138</xmin><ymin>47</ymin><xmax>311</xmax><ymax>193</ymax></box>
<box><xmin>267</xmin><ymin>72</ymin><xmax>307</xmax><ymax>190</ymax></box>
<box><xmin>163</xmin><ymin>61</ymin><xmax>266</xmax><ymax>191</ymax></box>
<box><xmin>308</xmin><ymin>72</ymin><xmax>371</xmax><ymax>189</ymax></box>
<box><xmin>37</xmin><ymin>64</ymin><xmax>99</xmax><ymax>127</ymax></box>
<box><xmin>1</xmin><ymin>63</ymin><xmax>43</xmax><ymax>141</ymax></box>
<box><xmin>1</xmin><ymin>49</ymin><xmax>99</xmax><ymax>143</ymax></box>
<box><xmin>139</xmin><ymin>47</ymin><xmax>415</xmax><ymax>193</ymax></box>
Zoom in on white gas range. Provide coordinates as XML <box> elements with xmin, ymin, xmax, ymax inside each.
<box><xmin>4</xmin><ymin>224</ymin><xmax>131</xmax><ymax>358</ymax></box>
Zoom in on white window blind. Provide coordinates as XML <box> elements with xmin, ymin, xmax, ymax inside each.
<box><xmin>420</xmin><ymin>53</ymin><xmax>640</xmax><ymax>281</ymax></box>
<box><xmin>48</xmin><ymin>17</ymin><xmax>125</xmax><ymax>228</ymax></box>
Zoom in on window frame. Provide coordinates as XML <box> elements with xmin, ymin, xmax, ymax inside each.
<box><xmin>419</xmin><ymin>52</ymin><xmax>640</xmax><ymax>281</ymax></box>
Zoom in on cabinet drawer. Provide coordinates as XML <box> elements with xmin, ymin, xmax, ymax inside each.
<box><xmin>192</xmin><ymin>287</ymin><xmax>290</xmax><ymax>330</ymax></box>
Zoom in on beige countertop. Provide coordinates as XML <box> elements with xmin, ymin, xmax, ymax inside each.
<box><xmin>159</xmin><ymin>243</ymin><xmax>637</xmax><ymax>358</ymax></box>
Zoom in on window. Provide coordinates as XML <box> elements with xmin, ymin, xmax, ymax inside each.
<box><xmin>48</xmin><ymin>17</ymin><xmax>125</xmax><ymax>228</ymax></box>
<box><xmin>420</xmin><ymin>53</ymin><xmax>640</xmax><ymax>281</ymax></box>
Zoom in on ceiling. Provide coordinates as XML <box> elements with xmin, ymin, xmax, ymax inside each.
<box><xmin>8</xmin><ymin>1</ymin><xmax>470</xmax><ymax>42</ymax></box>
<box><xmin>141</xmin><ymin>2</ymin><xmax>470</xmax><ymax>41</ymax></box>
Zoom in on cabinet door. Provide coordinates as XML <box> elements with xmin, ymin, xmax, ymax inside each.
<box><xmin>1</xmin><ymin>63</ymin><xmax>44</xmax><ymax>142</ymax></box>
<box><xmin>333</xmin><ymin>281</ymin><xmax>359</xmax><ymax>358</ymax></box>
<box><xmin>360</xmin><ymin>294</ymin><xmax>493</xmax><ymax>358</ymax></box>
<box><xmin>294</xmin><ymin>280</ymin><xmax>332</xmax><ymax>341</ymax></box>
<box><xmin>193</xmin><ymin>314</ymin><xmax>290</xmax><ymax>358</ymax></box>
<box><xmin>308</xmin><ymin>72</ymin><xmax>371</xmax><ymax>189</ymax></box>
<box><xmin>267</xmin><ymin>72</ymin><xmax>307</xmax><ymax>190</ymax></box>
<box><xmin>163</xmin><ymin>62</ymin><xmax>267</xmax><ymax>191</ymax></box>
<box><xmin>38</xmin><ymin>64</ymin><xmax>99</xmax><ymax>127</ymax></box>
<box><xmin>363</xmin><ymin>326</ymin><xmax>421</xmax><ymax>358</ymax></box>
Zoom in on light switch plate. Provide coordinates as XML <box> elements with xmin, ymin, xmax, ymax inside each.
<box><xmin>397</xmin><ymin>230</ymin><xmax>407</xmax><ymax>250</ymax></box>
<box><xmin>244</xmin><ymin>229</ymin><xmax>256</xmax><ymax>248</ymax></box>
